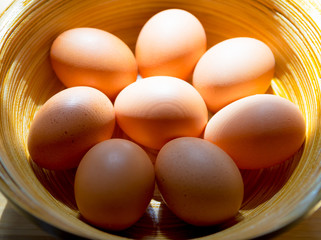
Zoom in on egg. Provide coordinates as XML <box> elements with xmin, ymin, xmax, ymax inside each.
<box><xmin>135</xmin><ymin>9</ymin><xmax>207</xmax><ymax>81</ymax></box>
<box><xmin>204</xmin><ymin>94</ymin><xmax>306</xmax><ymax>169</ymax></box>
<box><xmin>50</xmin><ymin>27</ymin><xmax>137</xmax><ymax>100</ymax></box>
<box><xmin>155</xmin><ymin>137</ymin><xmax>244</xmax><ymax>226</ymax></box>
<box><xmin>192</xmin><ymin>37</ymin><xmax>275</xmax><ymax>112</ymax></box>
<box><xmin>114</xmin><ymin>76</ymin><xmax>208</xmax><ymax>150</ymax></box>
<box><xmin>74</xmin><ymin>138</ymin><xmax>155</xmax><ymax>231</ymax></box>
<box><xmin>27</xmin><ymin>86</ymin><xmax>115</xmax><ymax>170</ymax></box>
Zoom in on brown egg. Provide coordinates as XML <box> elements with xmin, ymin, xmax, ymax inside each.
<box><xmin>204</xmin><ymin>94</ymin><xmax>306</xmax><ymax>169</ymax></box>
<box><xmin>114</xmin><ymin>76</ymin><xmax>208</xmax><ymax>150</ymax></box>
<box><xmin>50</xmin><ymin>27</ymin><xmax>137</xmax><ymax>100</ymax></box>
<box><xmin>193</xmin><ymin>37</ymin><xmax>275</xmax><ymax>112</ymax></box>
<box><xmin>27</xmin><ymin>86</ymin><xmax>115</xmax><ymax>170</ymax></box>
<box><xmin>135</xmin><ymin>9</ymin><xmax>207</xmax><ymax>81</ymax></box>
<box><xmin>74</xmin><ymin>139</ymin><xmax>155</xmax><ymax>231</ymax></box>
<box><xmin>155</xmin><ymin>137</ymin><xmax>244</xmax><ymax>226</ymax></box>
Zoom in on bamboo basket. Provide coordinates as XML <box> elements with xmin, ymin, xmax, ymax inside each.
<box><xmin>1</xmin><ymin>0</ymin><xmax>321</xmax><ymax>239</ymax></box>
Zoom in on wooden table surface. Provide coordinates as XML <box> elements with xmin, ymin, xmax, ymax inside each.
<box><xmin>0</xmin><ymin>190</ymin><xmax>319</xmax><ymax>239</ymax></box>
<box><xmin>1</xmin><ymin>1</ymin><xmax>321</xmax><ymax>239</ymax></box>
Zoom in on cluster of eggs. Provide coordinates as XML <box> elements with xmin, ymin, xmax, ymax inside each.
<box><xmin>27</xmin><ymin>9</ymin><xmax>306</xmax><ymax>231</ymax></box>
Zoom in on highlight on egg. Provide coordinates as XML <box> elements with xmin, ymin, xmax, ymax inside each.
<box><xmin>50</xmin><ymin>27</ymin><xmax>138</xmax><ymax>100</ymax></box>
<box><xmin>193</xmin><ymin>37</ymin><xmax>275</xmax><ymax>112</ymax></box>
<box><xmin>27</xmin><ymin>86</ymin><xmax>115</xmax><ymax>170</ymax></box>
<box><xmin>155</xmin><ymin>137</ymin><xmax>244</xmax><ymax>226</ymax></box>
<box><xmin>135</xmin><ymin>9</ymin><xmax>207</xmax><ymax>81</ymax></box>
<box><xmin>204</xmin><ymin>94</ymin><xmax>306</xmax><ymax>169</ymax></box>
<box><xmin>114</xmin><ymin>76</ymin><xmax>208</xmax><ymax>150</ymax></box>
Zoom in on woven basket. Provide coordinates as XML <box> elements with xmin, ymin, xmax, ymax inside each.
<box><xmin>1</xmin><ymin>0</ymin><xmax>321</xmax><ymax>239</ymax></box>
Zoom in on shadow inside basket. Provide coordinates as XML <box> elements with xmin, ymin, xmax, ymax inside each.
<box><xmin>28</xmin><ymin>140</ymin><xmax>303</xmax><ymax>239</ymax></box>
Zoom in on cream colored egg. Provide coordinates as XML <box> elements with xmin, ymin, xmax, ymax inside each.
<box><xmin>155</xmin><ymin>137</ymin><xmax>244</xmax><ymax>226</ymax></box>
<box><xmin>135</xmin><ymin>9</ymin><xmax>207</xmax><ymax>81</ymax></box>
<box><xmin>114</xmin><ymin>76</ymin><xmax>208</xmax><ymax>150</ymax></box>
<box><xmin>204</xmin><ymin>94</ymin><xmax>306</xmax><ymax>169</ymax></box>
<box><xmin>27</xmin><ymin>86</ymin><xmax>115</xmax><ymax>170</ymax></box>
<box><xmin>74</xmin><ymin>139</ymin><xmax>155</xmax><ymax>231</ymax></box>
<box><xmin>193</xmin><ymin>37</ymin><xmax>275</xmax><ymax>112</ymax></box>
<box><xmin>50</xmin><ymin>27</ymin><xmax>137</xmax><ymax>100</ymax></box>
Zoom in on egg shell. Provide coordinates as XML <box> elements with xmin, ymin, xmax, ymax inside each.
<box><xmin>50</xmin><ymin>27</ymin><xmax>137</xmax><ymax>100</ymax></box>
<box><xmin>135</xmin><ymin>9</ymin><xmax>207</xmax><ymax>81</ymax></box>
<box><xmin>204</xmin><ymin>94</ymin><xmax>306</xmax><ymax>169</ymax></box>
<box><xmin>74</xmin><ymin>139</ymin><xmax>155</xmax><ymax>231</ymax></box>
<box><xmin>192</xmin><ymin>37</ymin><xmax>275</xmax><ymax>112</ymax></box>
<box><xmin>114</xmin><ymin>76</ymin><xmax>208</xmax><ymax>150</ymax></box>
<box><xmin>155</xmin><ymin>137</ymin><xmax>244</xmax><ymax>226</ymax></box>
<box><xmin>27</xmin><ymin>86</ymin><xmax>115</xmax><ymax>170</ymax></box>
